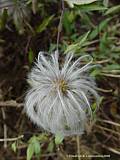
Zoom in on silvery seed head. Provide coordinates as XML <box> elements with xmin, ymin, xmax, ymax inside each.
<box><xmin>25</xmin><ymin>51</ymin><xmax>99</xmax><ymax>136</ymax></box>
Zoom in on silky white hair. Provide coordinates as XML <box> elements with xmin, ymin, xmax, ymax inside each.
<box><xmin>25</xmin><ymin>51</ymin><xmax>99</xmax><ymax>136</ymax></box>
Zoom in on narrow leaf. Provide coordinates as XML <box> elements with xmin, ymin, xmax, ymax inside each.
<box><xmin>11</xmin><ymin>142</ymin><xmax>17</xmax><ymax>153</ymax></box>
<box><xmin>36</xmin><ymin>15</ymin><xmax>54</xmax><ymax>33</ymax></box>
<box><xmin>105</xmin><ymin>5</ymin><xmax>120</xmax><ymax>15</ymax></box>
<box><xmin>65</xmin><ymin>31</ymin><xmax>90</xmax><ymax>53</ymax></box>
<box><xmin>55</xmin><ymin>133</ymin><xmax>64</xmax><ymax>145</ymax></box>
<box><xmin>47</xmin><ymin>141</ymin><xmax>54</xmax><ymax>152</ymax></box>
<box><xmin>89</xmin><ymin>18</ymin><xmax>111</xmax><ymax>40</ymax></box>
<box><xmin>27</xmin><ymin>143</ymin><xmax>34</xmax><ymax>160</ymax></box>
<box><xmin>28</xmin><ymin>49</ymin><xmax>34</xmax><ymax>64</ymax></box>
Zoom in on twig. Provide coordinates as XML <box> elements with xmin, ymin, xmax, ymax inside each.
<box><xmin>32</xmin><ymin>0</ymin><xmax>37</xmax><ymax>14</ymax></box>
<box><xmin>57</xmin><ymin>145</ymin><xmax>70</xmax><ymax>160</ymax></box>
<box><xmin>102</xmin><ymin>144</ymin><xmax>120</xmax><ymax>155</ymax></box>
<box><xmin>100</xmin><ymin>73</ymin><xmax>120</xmax><ymax>78</ymax></box>
<box><xmin>25</xmin><ymin>36</ymin><xmax>32</xmax><ymax>54</ymax></box>
<box><xmin>0</xmin><ymin>135</ymin><xmax>24</xmax><ymax>142</ymax></box>
<box><xmin>94</xmin><ymin>59</ymin><xmax>110</xmax><ymax>64</ymax></box>
<box><xmin>1</xmin><ymin>108</ymin><xmax>7</xmax><ymax>148</ymax></box>
<box><xmin>96</xmin><ymin>87</ymin><xmax>112</xmax><ymax>93</ymax></box>
<box><xmin>56</xmin><ymin>0</ymin><xmax>65</xmax><ymax>52</ymax></box>
<box><xmin>97</xmin><ymin>119</ymin><xmax>120</xmax><ymax>127</ymax></box>
<box><xmin>95</xmin><ymin>125</ymin><xmax>120</xmax><ymax>136</ymax></box>
<box><xmin>103</xmin><ymin>70</ymin><xmax>120</xmax><ymax>73</ymax></box>
<box><xmin>0</xmin><ymin>100</ymin><xmax>23</xmax><ymax>108</ymax></box>
<box><xmin>76</xmin><ymin>136</ymin><xmax>81</xmax><ymax>160</ymax></box>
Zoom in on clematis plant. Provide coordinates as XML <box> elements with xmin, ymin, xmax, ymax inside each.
<box><xmin>25</xmin><ymin>51</ymin><xmax>99</xmax><ymax>137</ymax></box>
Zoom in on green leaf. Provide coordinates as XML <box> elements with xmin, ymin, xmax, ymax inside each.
<box><xmin>36</xmin><ymin>15</ymin><xmax>54</xmax><ymax>33</ymax></box>
<box><xmin>47</xmin><ymin>141</ymin><xmax>54</xmax><ymax>152</ymax></box>
<box><xmin>27</xmin><ymin>143</ymin><xmax>34</xmax><ymax>160</ymax></box>
<box><xmin>27</xmin><ymin>136</ymin><xmax>41</xmax><ymax>160</ymax></box>
<box><xmin>65</xmin><ymin>31</ymin><xmax>90</xmax><ymax>53</ymax></box>
<box><xmin>11</xmin><ymin>142</ymin><xmax>17</xmax><ymax>153</ymax></box>
<box><xmin>0</xmin><ymin>9</ymin><xmax>8</xmax><ymax>30</ymax></box>
<box><xmin>89</xmin><ymin>18</ymin><xmax>111</xmax><ymax>40</ymax></box>
<box><xmin>99</xmin><ymin>32</ymin><xmax>108</xmax><ymax>52</ymax></box>
<box><xmin>105</xmin><ymin>5</ymin><xmax>120</xmax><ymax>15</ymax></box>
<box><xmin>79</xmin><ymin>31</ymin><xmax>90</xmax><ymax>46</ymax></box>
<box><xmin>55</xmin><ymin>133</ymin><xmax>64</xmax><ymax>145</ymax></box>
<box><xmin>28</xmin><ymin>49</ymin><xmax>34</xmax><ymax>64</ymax></box>
<box><xmin>33</xmin><ymin>140</ymin><xmax>41</xmax><ymax>155</ymax></box>
<box><xmin>78</xmin><ymin>4</ymin><xmax>107</xmax><ymax>11</ymax></box>
<box><xmin>90</xmin><ymin>68</ymin><xmax>101</xmax><ymax>77</ymax></box>
<box><xmin>104</xmin><ymin>64</ymin><xmax>120</xmax><ymax>70</ymax></box>
<box><xmin>37</xmin><ymin>133</ymin><xmax>48</xmax><ymax>142</ymax></box>
<box><xmin>63</xmin><ymin>11</ymin><xmax>76</xmax><ymax>34</ymax></box>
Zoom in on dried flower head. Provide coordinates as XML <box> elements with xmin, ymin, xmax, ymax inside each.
<box><xmin>0</xmin><ymin>0</ymin><xmax>30</xmax><ymax>33</ymax></box>
<box><xmin>25</xmin><ymin>51</ymin><xmax>99</xmax><ymax>136</ymax></box>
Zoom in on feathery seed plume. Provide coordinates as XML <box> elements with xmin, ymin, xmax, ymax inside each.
<box><xmin>25</xmin><ymin>51</ymin><xmax>99</xmax><ymax>136</ymax></box>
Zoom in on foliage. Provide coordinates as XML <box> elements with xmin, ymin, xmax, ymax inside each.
<box><xmin>55</xmin><ymin>133</ymin><xmax>64</xmax><ymax>145</ymax></box>
<box><xmin>27</xmin><ymin>136</ymin><xmax>41</xmax><ymax>160</ymax></box>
